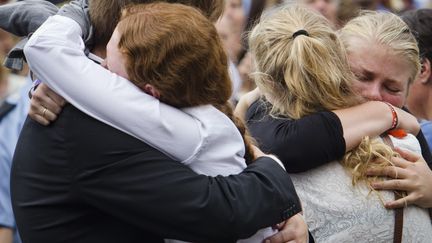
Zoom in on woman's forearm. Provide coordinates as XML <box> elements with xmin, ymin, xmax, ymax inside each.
<box><xmin>334</xmin><ymin>101</ymin><xmax>420</xmax><ymax>152</ymax></box>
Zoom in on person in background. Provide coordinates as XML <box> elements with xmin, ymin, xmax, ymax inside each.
<box><xmin>216</xmin><ymin>0</ymin><xmax>269</xmax><ymax>102</ymax></box>
<box><xmin>336</xmin><ymin>0</ymin><xmax>361</xmax><ymax>27</ymax></box>
<box><xmin>0</xmin><ymin>62</ymin><xmax>8</xmax><ymax>104</ymax></box>
<box><xmin>283</xmin><ymin>0</ymin><xmax>338</xmax><ymax>27</ymax></box>
<box><xmin>403</xmin><ymin>9</ymin><xmax>432</xmax><ymax>152</ymax></box>
<box><xmin>0</xmin><ymin>81</ymin><xmax>31</xmax><ymax>243</ymax></box>
<box><xmin>0</xmin><ymin>1</ymin><xmax>57</xmax><ymax>242</ymax></box>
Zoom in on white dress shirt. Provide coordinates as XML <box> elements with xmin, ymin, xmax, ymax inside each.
<box><xmin>24</xmin><ymin>15</ymin><xmax>248</xmax><ymax>176</ymax></box>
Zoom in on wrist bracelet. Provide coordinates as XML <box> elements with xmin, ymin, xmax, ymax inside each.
<box><xmin>383</xmin><ymin>101</ymin><xmax>398</xmax><ymax>131</ymax></box>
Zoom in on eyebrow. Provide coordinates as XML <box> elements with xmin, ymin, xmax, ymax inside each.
<box><xmin>355</xmin><ymin>65</ymin><xmax>404</xmax><ymax>85</ymax></box>
<box><xmin>384</xmin><ymin>78</ymin><xmax>404</xmax><ymax>86</ymax></box>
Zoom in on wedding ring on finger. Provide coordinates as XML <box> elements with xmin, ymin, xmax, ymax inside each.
<box><xmin>42</xmin><ymin>107</ymin><xmax>48</xmax><ymax>118</ymax></box>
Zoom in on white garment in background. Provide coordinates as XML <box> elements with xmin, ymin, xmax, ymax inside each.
<box><xmin>290</xmin><ymin>134</ymin><xmax>432</xmax><ymax>243</ymax></box>
<box><xmin>229</xmin><ymin>58</ymin><xmax>242</xmax><ymax>101</ymax></box>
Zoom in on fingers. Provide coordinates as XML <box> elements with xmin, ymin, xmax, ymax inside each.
<box><xmin>29</xmin><ymin>84</ymin><xmax>65</xmax><ymax>125</ymax></box>
<box><xmin>28</xmin><ymin>112</ymin><xmax>50</xmax><ymax>126</ymax></box>
<box><xmin>29</xmin><ymin>101</ymin><xmax>51</xmax><ymax>125</ymax></box>
<box><xmin>275</xmin><ymin>221</ymin><xmax>287</xmax><ymax>230</ymax></box>
<box><xmin>384</xmin><ymin>195</ymin><xmax>414</xmax><ymax>209</ymax></box>
<box><xmin>41</xmin><ymin>83</ymin><xmax>66</xmax><ymax>107</ymax></box>
<box><xmin>371</xmin><ymin>179</ymin><xmax>414</xmax><ymax>192</ymax></box>
<box><xmin>394</xmin><ymin>147</ymin><xmax>421</xmax><ymax>163</ymax></box>
<box><xmin>265</xmin><ymin>227</ymin><xmax>307</xmax><ymax>243</ymax></box>
<box><xmin>390</xmin><ymin>156</ymin><xmax>412</xmax><ymax>169</ymax></box>
<box><xmin>266</xmin><ymin>214</ymin><xmax>308</xmax><ymax>243</ymax></box>
<box><xmin>29</xmin><ymin>104</ymin><xmax>58</xmax><ymax>126</ymax></box>
<box><xmin>42</xmin><ymin>106</ymin><xmax>58</xmax><ymax>121</ymax></box>
<box><xmin>33</xmin><ymin>83</ymin><xmax>65</xmax><ymax>114</ymax></box>
<box><xmin>366</xmin><ymin>166</ymin><xmax>407</xmax><ymax>179</ymax></box>
<box><xmin>265</xmin><ymin>230</ymin><xmax>290</xmax><ymax>243</ymax></box>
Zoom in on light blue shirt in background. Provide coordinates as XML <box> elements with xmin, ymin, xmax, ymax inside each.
<box><xmin>0</xmin><ymin>78</ymin><xmax>31</xmax><ymax>243</ymax></box>
<box><xmin>420</xmin><ymin>120</ymin><xmax>432</xmax><ymax>153</ymax></box>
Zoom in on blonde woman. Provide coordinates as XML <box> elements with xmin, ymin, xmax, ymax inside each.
<box><xmin>339</xmin><ymin>11</ymin><xmax>432</xmax><ymax>210</ymax></box>
<box><xmin>246</xmin><ymin>5</ymin><xmax>432</xmax><ymax>242</ymax></box>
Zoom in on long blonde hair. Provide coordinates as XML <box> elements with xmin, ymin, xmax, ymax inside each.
<box><xmin>250</xmin><ymin>5</ymin><xmax>358</xmax><ymax>119</ymax></box>
<box><xmin>249</xmin><ymin>5</ymin><xmax>396</xmax><ymax>188</ymax></box>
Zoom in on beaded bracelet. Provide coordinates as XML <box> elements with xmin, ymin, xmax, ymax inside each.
<box><xmin>383</xmin><ymin>101</ymin><xmax>398</xmax><ymax>131</ymax></box>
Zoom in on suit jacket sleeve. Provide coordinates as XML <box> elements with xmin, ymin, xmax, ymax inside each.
<box><xmin>0</xmin><ymin>0</ymin><xmax>58</xmax><ymax>36</ymax></box>
<box><xmin>78</xmin><ymin>155</ymin><xmax>301</xmax><ymax>242</ymax></box>
<box><xmin>246</xmin><ymin>100</ymin><xmax>345</xmax><ymax>173</ymax></box>
<box><xmin>416</xmin><ymin>130</ymin><xmax>432</xmax><ymax>168</ymax></box>
<box><xmin>402</xmin><ymin>107</ymin><xmax>432</xmax><ymax>168</ymax></box>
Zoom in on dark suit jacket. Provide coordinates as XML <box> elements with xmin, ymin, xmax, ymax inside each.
<box><xmin>402</xmin><ymin>107</ymin><xmax>432</xmax><ymax>168</ymax></box>
<box><xmin>11</xmin><ymin>105</ymin><xmax>301</xmax><ymax>243</ymax></box>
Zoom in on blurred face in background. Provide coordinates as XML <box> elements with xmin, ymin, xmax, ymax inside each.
<box><xmin>215</xmin><ymin>16</ymin><xmax>243</xmax><ymax>63</ymax></box>
<box><xmin>215</xmin><ymin>0</ymin><xmax>246</xmax><ymax>63</ymax></box>
<box><xmin>303</xmin><ymin>0</ymin><xmax>338</xmax><ymax>26</ymax></box>
<box><xmin>224</xmin><ymin>0</ymin><xmax>246</xmax><ymax>29</ymax></box>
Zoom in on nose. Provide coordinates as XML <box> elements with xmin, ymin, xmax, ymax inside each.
<box><xmin>362</xmin><ymin>82</ymin><xmax>383</xmax><ymax>101</ymax></box>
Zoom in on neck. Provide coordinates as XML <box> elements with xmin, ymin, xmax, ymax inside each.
<box><xmin>409</xmin><ymin>82</ymin><xmax>432</xmax><ymax>121</ymax></box>
<box><xmin>91</xmin><ymin>45</ymin><xmax>107</xmax><ymax>59</ymax></box>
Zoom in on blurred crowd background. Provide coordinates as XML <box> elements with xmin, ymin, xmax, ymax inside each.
<box><xmin>0</xmin><ymin>0</ymin><xmax>431</xmax><ymax>107</ymax></box>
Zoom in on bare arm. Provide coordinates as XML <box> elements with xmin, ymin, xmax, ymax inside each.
<box><xmin>238</xmin><ymin>88</ymin><xmax>419</xmax><ymax>153</ymax></box>
<box><xmin>234</xmin><ymin>87</ymin><xmax>260</xmax><ymax>120</ymax></box>
<box><xmin>334</xmin><ymin>101</ymin><xmax>420</xmax><ymax>151</ymax></box>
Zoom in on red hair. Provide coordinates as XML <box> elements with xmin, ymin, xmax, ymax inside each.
<box><xmin>117</xmin><ymin>2</ymin><xmax>256</xmax><ymax>162</ymax></box>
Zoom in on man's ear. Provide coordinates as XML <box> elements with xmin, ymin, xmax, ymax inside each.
<box><xmin>419</xmin><ymin>58</ymin><xmax>431</xmax><ymax>84</ymax></box>
<box><xmin>143</xmin><ymin>84</ymin><xmax>160</xmax><ymax>99</ymax></box>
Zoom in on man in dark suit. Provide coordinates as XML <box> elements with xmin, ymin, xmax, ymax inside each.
<box><xmin>7</xmin><ymin>1</ymin><xmax>303</xmax><ymax>242</ymax></box>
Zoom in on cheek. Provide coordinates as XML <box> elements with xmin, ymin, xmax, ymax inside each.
<box><xmin>107</xmin><ymin>61</ymin><xmax>129</xmax><ymax>80</ymax></box>
<box><xmin>112</xmin><ymin>61</ymin><xmax>129</xmax><ymax>80</ymax></box>
<box><xmin>381</xmin><ymin>93</ymin><xmax>405</xmax><ymax>108</ymax></box>
<box><xmin>351</xmin><ymin>80</ymin><xmax>367</xmax><ymax>93</ymax></box>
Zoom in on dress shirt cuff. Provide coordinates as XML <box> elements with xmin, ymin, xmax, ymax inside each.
<box><xmin>263</xmin><ymin>155</ymin><xmax>286</xmax><ymax>171</ymax></box>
